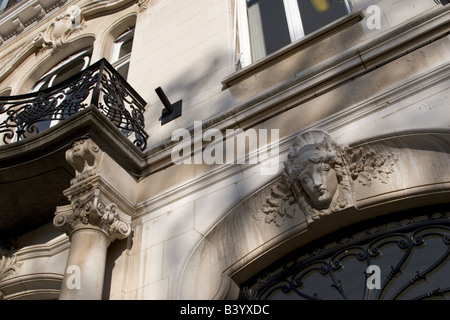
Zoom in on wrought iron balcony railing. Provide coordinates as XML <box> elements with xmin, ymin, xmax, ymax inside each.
<box><xmin>0</xmin><ymin>58</ymin><xmax>148</xmax><ymax>150</ymax></box>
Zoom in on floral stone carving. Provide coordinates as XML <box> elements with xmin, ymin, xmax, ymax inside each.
<box><xmin>259</xmin><ymin>179</ymin><xmax>300</xmax><ymax>227</ymax></box>
<box><xmin>0</xmin><ymin>247</ymin><xmax>22</xmax><ymax>282</ymax></box>
<box><xmin>54</xmin><ymin>189</ymin><xmax>131</xmax><ymax>242</ymax></box>
<box><xmin>344</xmin><ymin>147</ymin><xmax>399</xmax><ymax>187</ymax></box>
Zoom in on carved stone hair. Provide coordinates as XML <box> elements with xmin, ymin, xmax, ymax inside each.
<box><xmin>285</xmin><ymin>130</ymin><xmax>351</xmax><ymax>222</ymax></box>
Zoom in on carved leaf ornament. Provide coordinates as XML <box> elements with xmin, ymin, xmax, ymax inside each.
<box><xmin>260</xmin><ymin>178</ymin><xmax>299</xmax><ymax>227</ymax></box>
<box><xmin>344</xmin><ymin>147</ymin><xmax>399</xmax><ymax>186</ymax></box>
<box><xmin>0</xmin><ymin>248</ymin><xmax>22</xmax><ymax>282</ymax></box>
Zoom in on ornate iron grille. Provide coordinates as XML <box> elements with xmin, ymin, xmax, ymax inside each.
<box><xmin>0</xmin><ymin>59</ymin><xmax>148</xmax><ymax>150</ymax></box>
<box><xmin>241</xmin><ymin>210</ymin><xmax>450</xmax><ymax>300</ymax></box>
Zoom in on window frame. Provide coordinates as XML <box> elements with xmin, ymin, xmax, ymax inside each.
<box><xmin>235</xmin><ymin>0</ymin><xmax>352</xmax><ymax>69</ymax></box>
<box><xmin>110</xmin><ymin>27</ymin><xmax>135</xmax><ymax>80</ymax></box>
<box><xmin>32</xmin><ymin>48</ymin><xmax>93</xmax><ymax>92</ymax></box>
<box><xmin>30</xmin><ymin>47</ymin><xmax>93</xmax><ymax>132</ymax></box>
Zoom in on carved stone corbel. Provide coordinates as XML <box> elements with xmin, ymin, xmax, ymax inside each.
<box><xmin>64</xmin><ymin>138</ymin><xmax>102</xmax><ymax>197</ymax></box>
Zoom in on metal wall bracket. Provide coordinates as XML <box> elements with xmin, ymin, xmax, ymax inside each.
<box><xmin>156</xmin><ymin>87</ymin><xmax>182</xmax><ymax>125</ymax></box>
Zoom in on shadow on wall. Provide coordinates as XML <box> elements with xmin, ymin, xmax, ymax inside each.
<box><xmin>103</xmin><ymin>231</ymin><xmax>132</xmax><ymax>300</ymax></box>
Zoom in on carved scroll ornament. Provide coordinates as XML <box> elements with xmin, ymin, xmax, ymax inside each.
<box><xmin>33</xmin><ymin>5</ymin><xmax>85</xmax><ymax>52</ymax></box>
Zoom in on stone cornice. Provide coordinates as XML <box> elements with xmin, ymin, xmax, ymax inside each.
<box><xmin>13</xmin><ymin>234</ymin><xmax>69</xmax><ymax>260</ymax></box>
<box><xmin>0</xmin><ymin>0</ymin><xmax>68</xmax><ymax>46</ymax></box>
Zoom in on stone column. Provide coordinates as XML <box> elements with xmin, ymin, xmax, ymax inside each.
<box><xmin>54</xmin><ymin>139</ymin><xmax>131</xmax><ymax>300</ymax></box>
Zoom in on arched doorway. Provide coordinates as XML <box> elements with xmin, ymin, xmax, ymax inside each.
<box><xmin>240</xmin><ymin>206</ymin><xmax>450</xmax><ymax>300</ymax></box>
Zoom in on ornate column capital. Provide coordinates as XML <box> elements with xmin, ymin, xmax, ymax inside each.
<box><xmin>54</xmin><ymin>189</ymin><xmax>131</xmax><ymax>242</ymax></box>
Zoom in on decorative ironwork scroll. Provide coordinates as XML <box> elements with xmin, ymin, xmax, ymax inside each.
<box><xmin>0</xmin><ymin>59</ymin><xmax>148</xmax><ymax>150</ymax></box>
<box><xmin>241</xmin><ymin>210</ymin><xmax>450</xmax><ymax>300</ymax></box>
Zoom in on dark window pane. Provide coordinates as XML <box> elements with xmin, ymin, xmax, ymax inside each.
<box><xmin>117</xmin><ymin>63</ymin><xmax>130</xmax><ymax>79</ymax></box>
<box><xmin>32</xmin><ymin>49</ymin><xmax>92</xmax><ymax>91</ymax></box>
<box><xmin>247</xmin><ymin>0</ymin><xmax>291</xmax><ymax>60</ymax></box>
<box><xmin>298</xmin><ymin>0</ymin><xmax>348</xmax><ymax>35</ymax></box>
<box><xmin>119</xmin><ymin>37</ymin><xmax>134</xmax><ymax>60</ymax></box>
<box><xmin>53</xmin><ymin>59</ymin><xmax>87</xmax><ymax>86</ymax></box>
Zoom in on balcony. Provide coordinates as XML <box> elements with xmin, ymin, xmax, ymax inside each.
<box><xmin>0</xmin><ymin>58</ymin><xmax>148</xmax><ymax>150</ymax></box>
<box><xmin>0</xmin><ymin>59</ymin><xmax>148</xmax><ymax>242</ymax></box>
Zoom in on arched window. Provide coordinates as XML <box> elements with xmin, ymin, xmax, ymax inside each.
<box><xmin>110</xmin><ymin>28</ymin><xmax>134</xmax><ymax>79</ymax></box>
<box><xmin>32</xmin><ymin>48</ymin><xmax>93</xmax><ymax>92</ymax></box>
<box><xmin>29</xmin><ymin>48</ymin><xmax>92</xmax><ymax>133</ymax></box>
<box><xmin>240</xmin><ymin>207</ymin><xmax>450</xmax><ymax>300</ymax></box>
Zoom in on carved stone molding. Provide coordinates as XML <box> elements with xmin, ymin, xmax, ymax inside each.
<box><xmin>0</xmin><ymin>0</ymin><xmax>67</xmax><ymax>45</ymax></box>
<box><xmin>33</xmin><ymin>0</ymin><xmax>141</xmax><ymax>53</ymax></box>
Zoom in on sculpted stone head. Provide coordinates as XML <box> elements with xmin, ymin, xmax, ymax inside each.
<box><xmin>285</xmin><ymin>130</ymin><xmax>351</xmax><ymax>222</ymax></box>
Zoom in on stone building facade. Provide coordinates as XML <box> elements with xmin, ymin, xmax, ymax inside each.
<box><xmin>0</xmin><ymin>0</ymin><xmax>449</xmax><ymax>300</ymax></box>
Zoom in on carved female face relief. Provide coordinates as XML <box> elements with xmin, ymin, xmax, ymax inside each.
<box><xmin>285</xmin><ymin>130</ymin><xmax>352</xmax><ymax>222</ymax></box>
<box><xmin>299</xmin><ymin>160</ymin><xmax>339</xmax><ymax>210</ymax></box>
